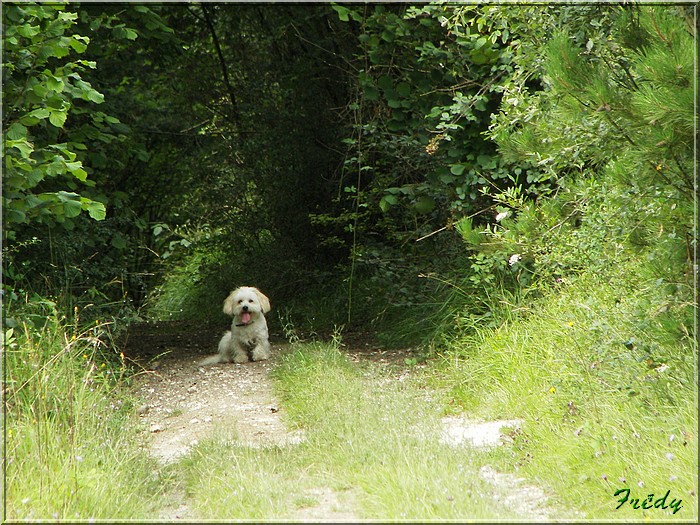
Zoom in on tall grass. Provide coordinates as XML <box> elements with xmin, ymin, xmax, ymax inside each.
<box><xmin>436</xmin><ymin>267</ymin><xmax>697</xmax><ymax>520</ymax></box>
<box><xmin>3</xmin><ymin>299</ymin><xmax>163</xmax><ymax>521</ymax></box>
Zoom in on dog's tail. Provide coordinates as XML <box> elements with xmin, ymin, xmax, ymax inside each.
<box><xmin>199</xmin><ymin>354</ymin><xmax>223</xmax><ymax>366</ymax></box>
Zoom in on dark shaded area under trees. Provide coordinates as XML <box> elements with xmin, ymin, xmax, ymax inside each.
<box><xmin>3</xmin><ymin>2</ymin><xmax>695</xmax><ymax>341</ymax></box>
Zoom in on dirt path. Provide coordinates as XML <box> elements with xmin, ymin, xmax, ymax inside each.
<box><xmin>123</xmin><ymin>322</ymin><xmax>352</xmax><ymax>520</ymax></box>
<box><xmin>122</xmin><ymin>322</ymin><xmax>559</xmax><ymax>521</ymax></box>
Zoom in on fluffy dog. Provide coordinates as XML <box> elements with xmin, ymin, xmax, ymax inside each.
<box><xmin>201</xmin><ymin>286</ymin><xmax>271</xmax><ymax>365</ymax></box>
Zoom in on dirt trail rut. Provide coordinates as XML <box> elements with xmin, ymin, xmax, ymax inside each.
<box><xmin>133</xmin><ymin>351</ymin><xmax>302</xmax><ymax>464</ymax></box>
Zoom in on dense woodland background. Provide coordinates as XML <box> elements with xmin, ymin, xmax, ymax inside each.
<box><xmin>3</xmin><ymin>2</ymin><xmax>695</xmax><ymax>336</ymax></box>
<box><xmin>2</xmin><ymin>2</ymin><xmax>697</xmax><ymax>520</ymax></box>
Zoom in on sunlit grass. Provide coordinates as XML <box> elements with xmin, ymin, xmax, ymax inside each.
<box><xmin>436</xmin><ymin>271</ymin><xmax>697</xmax><ymax>521</ymax></box>
<box><xmin>3</xmin><ymin>303</ymin><xmax>164</xmax><ymax>521</ymax></box>
<box><xmin>174</xmin><ymin>341</ymin><xmax>538</xmax><ymax>520</ymax></box>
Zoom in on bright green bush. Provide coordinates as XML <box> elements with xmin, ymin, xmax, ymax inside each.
<box><xmin>435</xmin><ymin>6</ymin><xmax>696</xmax><ymax>519</ymax></box>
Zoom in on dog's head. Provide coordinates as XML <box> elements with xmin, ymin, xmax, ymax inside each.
<box><xmin>223</xmin><ymin>286</ymin><xmax>271</xmax><ymax>326</ymax></box>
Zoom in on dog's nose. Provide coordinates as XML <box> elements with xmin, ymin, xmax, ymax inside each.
<box><xmin>242</xmin><ymin>305</ymin><xmax>249</xmax><ymax>311</ymax></box>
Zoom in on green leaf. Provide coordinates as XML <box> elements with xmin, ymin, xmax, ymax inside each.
<box><xmin>17</xmin><ymin>24</ymin><xmax>41</xmax><ymax>38</ymax></box>
<box><xmin>364</xmin><ymin>86</ymin><xmax>379</xmax><ymax>101</ymax></box>
<box><xmin>450</xmin><ymin>164</ymin><xmax>466</xmax><ymax>176</ymax></box>
<box><xmin>58</xmin><ymin>11</ymin><xmax>79</xmax><ymax>22</ymax></box>
<box><xmin>49</xmin><ymin>110</ymin><xmax>67</xmax><ymax>128</ymax></box>
<box><xmin>64</xmin><ymin>161</ymin><xmax>88</xmax><ymax>181</ymax></box>
<box><xmin>378</xmin><ymin>75</ymin><xmax>393</xmax><ymax>91</ymax></box>
<box><xmin>23</xmin><ymin>108</ymin><xmax>54</xmax><ymax>126</ymax></box>
<box><xmin>7</xmin><ymin>140</ymin><xmax>34</xmax><ymax>158</ymax></box>
<box><xmin>63</xmin><ymin>199</ymin><xmax>82</xmax><ymax>218</ymax></box>
<box><xmin>332</xmin><ymin>4</ymin><xmax>350</xmax><ymax>22</ymax></box>
<box><xmin>439</xmin><ymin>173</ymin><xmax>457</xmax><ymax>184</ymax></box>
<box><xmin>111</xmin><ymin>234</ymin><xmax>127</xmax><ymax>248</ymax></box>
<box><xmin>86</xmin><ymin>89</ymin><xmax>105</xmax><ymax>104</ymax></box>
<box><xmin>69</xmin><ymin>36</ymin><xmax>88</xmax><ymax>53</ymax></box>
<box><xmin>477</xmin><ymin>154</ymin><xmax>497</xmax><ymax>170</ymax></box>
<box><xmin>396</xmin><ymin>82</ymin><xmax>411</xmax><ymax>97</ymax></box>
<box><xmin>414</xmin><ymin>195</ymin><xmax>436</xmax><ymax>214</ymax></box>
<box><xmin>7</xmin><ymin>123</ymin><xmax>28</xmax><ymax>141</ymax></box>
<box><xmin>84</xmin><ymin>201</ymin><xmax>106</xmax><ymax>221</ymax></box>
<box><xmin>57</xmin><ymin>191</ymin><xmax>80</xmax><ymax>202</ymax></box>
<box><xmin>5</xmin><ymin>209</ymin><xmax>27</xmax><ymax>224</ymax></box>
<box><xmin>379</xmin><ymin>194</ymin><xmax>399</xmax><ymax>212</ymax></box>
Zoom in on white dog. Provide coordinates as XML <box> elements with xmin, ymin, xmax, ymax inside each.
<box><xmin>201</xmin><ymin>286</ymin><xmax>271</xmax><ymax>365</ymax></box>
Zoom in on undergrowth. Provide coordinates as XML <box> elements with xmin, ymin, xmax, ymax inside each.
<box><xmin>2</xmin><ymin>297</ymin><xmax>163</xmax><ymax>521</ymax></box>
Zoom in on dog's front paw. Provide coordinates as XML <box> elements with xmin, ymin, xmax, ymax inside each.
<box><xmin>233</xmin><ymin>352</ymin><xmax>251</xmax><ymax>364</ymax></box>
<box><xmin>250</xmin><ymin>345</ymin><xmax>271</xmax><ymax>362</ymax></box>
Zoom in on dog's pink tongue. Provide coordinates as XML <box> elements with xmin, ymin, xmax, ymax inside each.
<box><xmin>241</xmin><ymin>312</ymin><xmax>252</xmax><ymax>324</ymax></box>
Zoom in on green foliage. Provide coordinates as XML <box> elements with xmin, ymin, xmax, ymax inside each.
<box><xmin>2</xmin><ymin>3</ymin><xmax>111</xmax><ymax>231</ymax></box>
<box><xmin>452</xmin><ymin>5</ymin><xmax>694</xmax><ymax>299</ymax></box>
<box><xmin>2</xmin><ymin>3</ymin><xmax>182</xmax><ymax>316</ymax></box>
<box><xmin>3</xmin><ymin>299</ymin><xmax>162</xmax><ymax>520</ymax></box>
<box><xmin>432</xmin><ymin>6</ymin><xmax>697</xmax><ymax>518</ymax></box>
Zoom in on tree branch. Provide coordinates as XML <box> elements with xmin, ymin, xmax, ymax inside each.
<box><xmin>200</xmin><ymin>3</ymin><xmax>240</xmax><ymax>126</ymax></box>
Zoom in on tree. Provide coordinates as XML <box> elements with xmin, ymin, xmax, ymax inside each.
<box><xmin>2</xmin><ymin>3</ymin><xmax>108</xmax><ymax>234</ymax></box>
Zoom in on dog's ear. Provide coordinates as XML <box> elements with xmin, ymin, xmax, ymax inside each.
<box><xmin>223</xmin><ymin>289</ymin><xmax>239</xmax><ymax>316</ymax></box>
<box><xmin>253</xmin><ymin>288</ymin><xmax>271</xmax><ymax>313</ymax></box>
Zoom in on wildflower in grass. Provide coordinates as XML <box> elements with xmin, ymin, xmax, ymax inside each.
<box><xmin>567</xmin><ymin>321</ymin><xmax>574</xmax><ymax>327</ymax></box>
<box><xmin>549</xmin><ymin>386</ymin><xmax>556</xmax><ymax>394</ymax></box>
<box><xmin>508</xmin><ymin>253</ymin><xmax>521</xmax><ymax>266</ymax></box>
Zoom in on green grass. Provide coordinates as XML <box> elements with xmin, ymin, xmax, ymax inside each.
<box><xmin>173</xmin><ymin>341</ymin><xmax>544</xmax><ymax>520</ymax></box>
<box><xmin>433</xmin><ymin>270</ymin><xmax>697</xmax><ymax>521</ymax></box>
<box><xmin>3</xmin><ymin>302</ymin><xmax>164</xmax><ymax>521</ymax></box>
